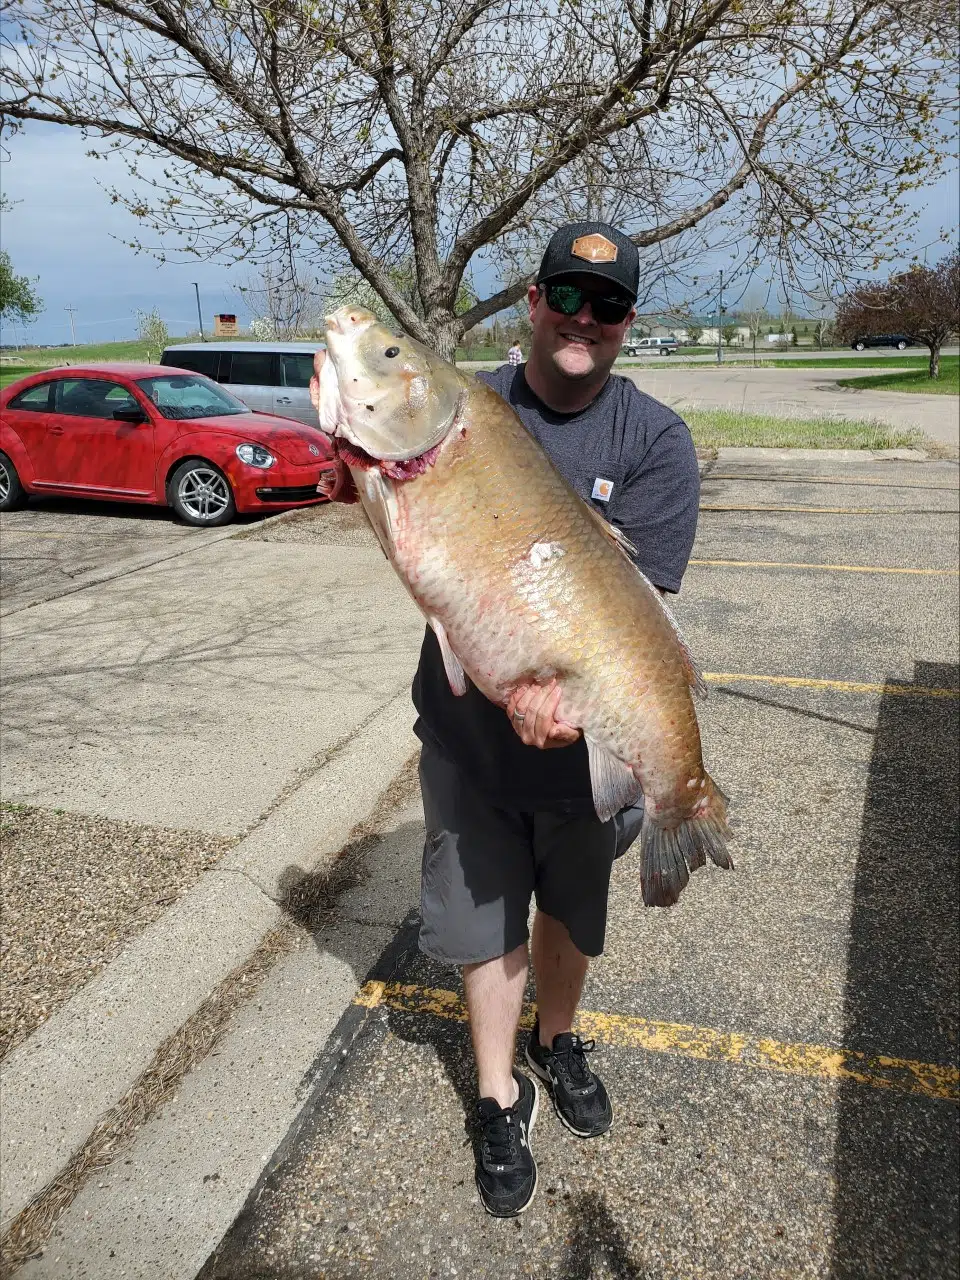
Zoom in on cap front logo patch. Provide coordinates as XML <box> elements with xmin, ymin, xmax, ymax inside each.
<box><xmin>592</xmin><ymin>477</ymin><xmax>614</xmax><ymax>502</ymax></box>
<box><xmin>572</xmin><ymin>234</ymin><xmax>618</xmax><ymax>264</ymax></box>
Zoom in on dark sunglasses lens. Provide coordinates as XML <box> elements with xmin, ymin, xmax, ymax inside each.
<box><xmin>546</xmin><ymin>284</ymin><xmax>585</xmax><ymax>315</ymax></box>
<box><xmin>544</xmin><ymin>284</ymin><xmax>630</xmax><ymax>324</ymax></box>
<box><xmin>592</xmin><ymin>297</ymin><xmax>631</xmax><ymax>324</ymax></box>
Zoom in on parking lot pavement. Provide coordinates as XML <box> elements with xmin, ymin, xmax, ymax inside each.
<box><xmin>621</xmin><ymin>366</ymin><xmax>960</xmax><ymax>449</ymax></box>
<box><xmin>9</xmin><ymin>452</ymin><xmax>958</xmax><ymax>1279</ymax></box>
<box><xmin>0</xmin><ymin>524</ymin><xmax>423</xmax><ymax>836</ymax></box>
<box><xmin>0</xmin><ymin>498</ymin><xmax>277</xmax><ymax>618</ymax></box>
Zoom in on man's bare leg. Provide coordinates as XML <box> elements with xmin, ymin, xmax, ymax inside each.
<box><xmin>531</xmin><ymin>910</ymin><xmax>589</xmax><ymax>1045</ymax></box>
<box><xmin>463</xmin><ymin>943</ymin><xmax>528</xmax><ymax>1107</ymax></box>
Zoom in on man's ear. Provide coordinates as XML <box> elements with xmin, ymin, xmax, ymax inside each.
<box><xmin>527</xmin><ymin>284</ymin><xmax>540</xmax><ymax>324</ymax></box>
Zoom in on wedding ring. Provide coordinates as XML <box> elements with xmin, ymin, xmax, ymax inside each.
<box><xmin>513</xmin><ymin>711</ymin><xmax>526</xmax><ymax>723</ymax></box>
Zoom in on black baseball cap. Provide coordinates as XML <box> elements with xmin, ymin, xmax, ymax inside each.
<box><xmin>536</xmin><ymin>221</ymin><xmax>640</xmax><ymax>302</ymax></box>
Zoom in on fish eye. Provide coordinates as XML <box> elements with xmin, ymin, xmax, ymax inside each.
<box><xmin>384</xmin><ymin>346</ymin><xmax>400</xmax><ymax>358</ymax></box>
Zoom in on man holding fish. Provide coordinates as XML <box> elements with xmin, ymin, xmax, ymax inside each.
<box><xmin>313</xmin><ymin>222</ymin><xmax>730</xmax><ymax>1218</ymax></box>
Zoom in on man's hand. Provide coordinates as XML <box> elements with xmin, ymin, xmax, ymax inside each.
<box><xmin>308</xmin><ymin>348</ymin><xmax>326</xmax><ymax>416</ymax></box>
<box><xmin>506</xmin><ymin>679</ymin><xmax>582</xmax><ymax>749</ymax></box>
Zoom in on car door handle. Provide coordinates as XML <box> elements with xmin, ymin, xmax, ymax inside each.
<box><xmin>276</xmin><ymin>396</ymin><xmax>292</xmax><ymax>404</ymax></box>
<box><xmin>48</xmin><ymin>426</ymin><xmax>64</xmax><ymax>435</ymax></box>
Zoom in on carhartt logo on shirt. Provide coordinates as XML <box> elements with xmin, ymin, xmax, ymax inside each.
<box><xmin>592</xmin><ymin>477</ymin><xmax>614</xmax><ymax>502</ymax></box>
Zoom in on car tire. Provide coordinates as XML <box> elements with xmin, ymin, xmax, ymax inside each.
<box><xmin>167</xmin><ymin>458</ymin><xmax>236</xmax><ymax>527</ymax></box>
<box><xmin>896</xmin><ymin>340</ymin><xmax>907</xmax><ymax>350</ymax></box>
<box><xmin>0</xmin><ymin>451</ymin><xmax>28</xmax><ymax>511</ymax></box>
<box><xmin>853</xmin><ymin>341</ymin><xmax>866</xmax><ymax>351</ymax></box>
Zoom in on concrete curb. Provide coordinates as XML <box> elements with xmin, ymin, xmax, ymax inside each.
<box><xmin>0</xmin><ymin>689</ymin><xmax>418</xmax><ymax>1227</ymax></box>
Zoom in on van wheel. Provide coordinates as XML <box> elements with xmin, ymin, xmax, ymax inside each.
<box><xmin>853</xmin><ymin>341</ymin><xmax>865</xmax><ymax>351</ymax></box>
<box><xmin>0</xmin><ymin>452</ymin><xmax>28</xmax><ymax>511</ymax></box>
<box><xmin>168</xmin><ymin>459</ymin><xmax>236</xmax><ymax>527</ymax></box>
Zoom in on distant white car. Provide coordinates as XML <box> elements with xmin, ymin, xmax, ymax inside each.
<box><xmin>160</xmin><ymin>340</ymin><xmax>323</xmax><ymax>426</ymax></box>
<box><xmin>622</xmin><ymin>336</ymin><xmax>679</xmax><ymax>356</ymax></box>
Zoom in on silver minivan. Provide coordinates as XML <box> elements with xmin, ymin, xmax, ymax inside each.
<box><xmin>159</xmin><ymin>341</ymin><xmax>322</xmax><ymax>425</ymax></box>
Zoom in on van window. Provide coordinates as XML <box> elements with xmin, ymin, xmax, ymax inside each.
<box><xmin>280</xmin><ymin>353</ymin><xmax>317</xmax><ymax>389</ymax></box>
<box><xmin>163</xmin><ymin>349</ymin><xmax>222</xmax><ymax>379</ymax></box>
<box><xmin>224</xmin><ymin>351</ymin><xmax>277</xmax><ymax>387</ymax></box>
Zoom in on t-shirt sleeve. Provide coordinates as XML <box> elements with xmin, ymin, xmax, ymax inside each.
<box><xmin>617</xmin><ymin>416</ymin><xmax>700</xmax><ymax>593</ymax></box>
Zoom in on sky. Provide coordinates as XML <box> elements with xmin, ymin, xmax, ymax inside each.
<box><xmin>2</xmin><ymin>119</ymin><xmax>958</xmax><ymax>348</ymax></box>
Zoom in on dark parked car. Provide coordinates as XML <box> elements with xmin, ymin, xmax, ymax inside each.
<box><xmin>851</xmin><ymin>335</ymin><xmax>914</xmax><ymax>351</ymax></box>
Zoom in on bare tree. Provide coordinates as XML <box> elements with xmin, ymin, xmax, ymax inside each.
<box><xmin>2</xmin><ymin>0</ymin><xmax>957</xmax><ymax>358</ymax></box>
<box><xmin>835</xmin><ymin>254</ymin><xmax>960</xmax><ymax>377</ymax></box>
<box><xmin>240</xmin><ymin>264</ymin><xmax>325</xmax><ymax>338</ymax></box>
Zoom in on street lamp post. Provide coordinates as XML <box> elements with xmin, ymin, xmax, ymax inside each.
<box><xmin>716</xmin><ymin>270</ymin><xmax>723</xmax><ymax>365</ymax></box>
<box><xmin>192</xmin><ymin>283</ymin><xmax>205</xmax><ymax>340</ymax></box>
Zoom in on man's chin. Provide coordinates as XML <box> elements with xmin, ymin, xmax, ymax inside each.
<box><xmin>552</xmin><ymin>348</ymin><xmax>597</xmax><ymax>380</ymax></box>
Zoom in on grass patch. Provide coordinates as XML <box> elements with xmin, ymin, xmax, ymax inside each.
<box><xmin>836</xmin><ymin>363</ymin><xmax>960</xmax><ymax>396</ymax></box>
<box><xmin>1</xmin><ymin>336</ymin><xmax>201</xmax><ymax>368</ymax></box>
<box><xmin>0</xmin><ymin>365</ymin><xmax>46</xmax><ymax>389</ymax></box>
<box><xmin>684</xmin><ymin>408</ymin><xmax>925</xmax><ymax>450</ymax></box>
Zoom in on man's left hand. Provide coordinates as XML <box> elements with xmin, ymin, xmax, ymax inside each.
<box><xmin>506</xmin><ymin>679</ymin><xmax>582</xmax><ymax>749</ymax></box>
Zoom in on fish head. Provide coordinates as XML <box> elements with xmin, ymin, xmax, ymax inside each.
<box><xmin>322</xmin><ymin>306</ymin><xmax>462</xmax><ymax>466</ymax></box>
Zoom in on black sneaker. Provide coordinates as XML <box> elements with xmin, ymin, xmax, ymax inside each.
<box><xmin>474</xmin><ymin>1069</ymin><xmax>539</xmax><ymax>1217</ymax></box>
<box><xmin>525</xmin><ymin>1018</ymin><xmax>612</xmax><ymax>1137</ymax></box>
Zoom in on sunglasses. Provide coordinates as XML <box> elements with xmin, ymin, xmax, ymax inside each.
<box><xmin>540</xmin><ymin>282</ymin><xmax>633</xmax><ymax>326</ymax></box>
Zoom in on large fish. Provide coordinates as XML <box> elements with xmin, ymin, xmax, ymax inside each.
<box><xmin>319</xmin><ymin>305</ymin><xmax>732</xmax><ymax>906</ymax></box>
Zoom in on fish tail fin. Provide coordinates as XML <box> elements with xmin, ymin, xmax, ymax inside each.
<box><xmin>640</xmin><ymin>775</ymin><xmax>733</xmax><ymax>908</ymax></box>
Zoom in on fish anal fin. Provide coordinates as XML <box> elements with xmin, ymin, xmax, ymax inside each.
<box><xmin>429</xmin><ymin>617</ymin><xmax>468</xmax><ymax>696</ymax></box>
<box><xmin>586</xmin><ymin>738</ymin><xmax>644</xmax><ymax>823</ymax></box>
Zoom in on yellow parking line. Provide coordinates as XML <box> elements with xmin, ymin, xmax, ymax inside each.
<box><xmin>708</xmin><ymin>473</ymin><xmax>960</xmax><ymax>492</ymax></box>
<box><xmin>691</xmin><ymin>558</ymin><xmax>959</xmax><ymax>576</ymax></box>
<box><xmin>703</xmin><ymin>673</ymin><xmax>959</xmax><ymax>698</ymax></box>
<box><xmin>354</xmin><ymin>982</ymin><xmax>959</xmax><ymax>1102</ymax></box>
<box><xmin>699</xmin><ymin>503</ymin><xmax>956</xmax><ymax>515</ymax></box>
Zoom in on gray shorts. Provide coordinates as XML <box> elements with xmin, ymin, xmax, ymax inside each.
<box><xmin>418</xmin><ymin>742</ymin><xmax>644</xmax><ymax>965</ymax></box>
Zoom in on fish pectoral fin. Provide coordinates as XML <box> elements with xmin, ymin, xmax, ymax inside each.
<box><xmin>585</xmin><ymin>738</ymin><xmax>644</xmax><ymax>823</ymax></box>
<box><xmin>429</xmin><ymin>617</ymin><xmax>468</xmax><ymax>696</ymax></box>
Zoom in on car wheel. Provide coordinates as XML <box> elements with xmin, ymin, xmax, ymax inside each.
<box><xmin>167</xmin><ymin>459</ymin><xmax>236</xmax><ymax>527</ymax></box>
<box><xmin>896</xmin><ymin>340</ymin><xmax>907</xmax><ymax>350</ymax></box>
<box><xmin>0</xmin><ymin>451</ymin><xmax>28</xmax><ymax>511</ymax></box>
<box><xmin>853</xmin><ymin>341</ymin><xmax>865</xmax><ymax>351</ymax></box>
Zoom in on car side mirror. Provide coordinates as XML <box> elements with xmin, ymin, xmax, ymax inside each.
<box><xmin>113</xmin><ymin>407</ymin><xmax>148</xmax><ymax>424</ymax></box>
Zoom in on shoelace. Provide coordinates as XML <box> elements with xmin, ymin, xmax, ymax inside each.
<box><xmin>553</xmin><ymin>1036</ymin><xmax>598</xmax><ymax>1092</ymax></box>
<box><xmin>481</xmin><ymin>1109</ymin><xmax>518</xmax><ymax>1165</ymax></box>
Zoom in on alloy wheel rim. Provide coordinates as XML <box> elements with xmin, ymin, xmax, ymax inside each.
<box><xmin>0</xmin><ymin>460</ymin><xmax>10</xmax><ymax>503</ymax></box>
<box><xmin>177</xmin><ymin>467</ymin><xmax>229</xmax><ymax>520</ymax></box>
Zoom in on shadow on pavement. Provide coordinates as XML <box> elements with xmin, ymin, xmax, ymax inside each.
<box><xmin>830</xmin><ymin>661</ymin><xmax>959</xmax><ymax>1280</ymax></box>
<box><xmin>559</xmin><ymin>1190</ymin><xmax>649</xmax><ymax>1279</ymax></box>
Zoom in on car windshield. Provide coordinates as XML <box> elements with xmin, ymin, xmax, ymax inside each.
<box><xmin>136</xmin><ymin>374</ymin><xmax>250</xmax><ymax>420</ymax></box>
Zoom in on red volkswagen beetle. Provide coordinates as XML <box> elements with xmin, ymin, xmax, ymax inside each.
<box><xmin>0</xmin><ymin>364</ymin><xmax>336</xmax><ymax>526</ymax></box>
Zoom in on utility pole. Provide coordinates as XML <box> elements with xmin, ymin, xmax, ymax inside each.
<box><xmin>64</xmin><ymin>304</ymin><xmax>78</xmax><ymax>346</ymax></box>
<box><xmin>192</xmin><ymin>283</ymin><xmax>205</xmax><ymax>340</ymax></box>
<box><xmin>716</xmin><ymin>271</ymin><xmax>723</xmax><ymax>365</ymax></box>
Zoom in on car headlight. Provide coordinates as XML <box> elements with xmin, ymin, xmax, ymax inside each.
<box><xmin>235</xmin><ymin>443</ymin><xmax>276</xmax><ymax>468</ymax></box>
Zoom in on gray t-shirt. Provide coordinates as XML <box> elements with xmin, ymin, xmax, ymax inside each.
<box><xmin>411</xmin><ymin>362</ymin><xmax>701</xmax><ymax>813</ymax></box>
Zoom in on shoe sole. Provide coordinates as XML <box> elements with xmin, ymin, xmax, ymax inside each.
<box><xmin>523</xmin><ymin>1048</ymin><xmax>612</xmax><ymax>1139</ymax></box>
<box><xmin>476</xmin><ymin>1075</ymin><xmax>540</xmax><ymax>1218</ymax></box>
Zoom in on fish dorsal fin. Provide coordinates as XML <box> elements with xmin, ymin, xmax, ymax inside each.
<box><xmin>586</xmin><ymin>737</ymin><xmax>644</xmax><ymax>822</ymax></box>
<box><xmin>637</xmin><ymin>570</ymin><xmax>707</xmax><ymax>699</ymax></box>
<box><xmin>583</xmin><ymin>499</ymin><xmax>706</xmax><ymax>699</ymax></box>
<box><xmin>583</xmin><ymin>502</ymin><xmax>638</xmax><ymax>563</ymax></box>
<box><xmin>429</xmin><ymin>616</ymin><xmax>468</xmax><ymax>696</ymax></box>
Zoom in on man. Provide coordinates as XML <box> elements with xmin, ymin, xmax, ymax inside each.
<box><xmin>314</xmin><ymin>221</ymin><xmax>700</xmax><ymax>1219</ymax></box>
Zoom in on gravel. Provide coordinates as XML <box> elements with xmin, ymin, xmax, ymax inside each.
<box><xmin>240</xmin><ymin>503</ymin><xmax>379</xmax><ymax>549</ymax></box>
<box><xmin>0</xmin><ymin>803</ymin><xmax>234</xmax><ymax>1062</ymax></box>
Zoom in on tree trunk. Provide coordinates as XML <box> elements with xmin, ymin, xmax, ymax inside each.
<box><xmin>927</xmin><ymin>343</ymin><xmax>941</xmax><ymax>379</ymax></box>
<box><xmin>429</xmin><ymin>320</ymin><xmax>461</xmax><ymax>363</ymax></box>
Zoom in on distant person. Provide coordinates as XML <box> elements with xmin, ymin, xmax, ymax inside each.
<box><xmin>507</xmin><ymin>341</ymin><xmax>523</xmax><ymax>366</ymax></box>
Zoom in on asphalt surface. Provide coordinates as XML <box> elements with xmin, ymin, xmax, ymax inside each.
<box><xmin>179</xmin><ymin>452</ymin><xmax>958</xmax><ymax>1280</ymax></box>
